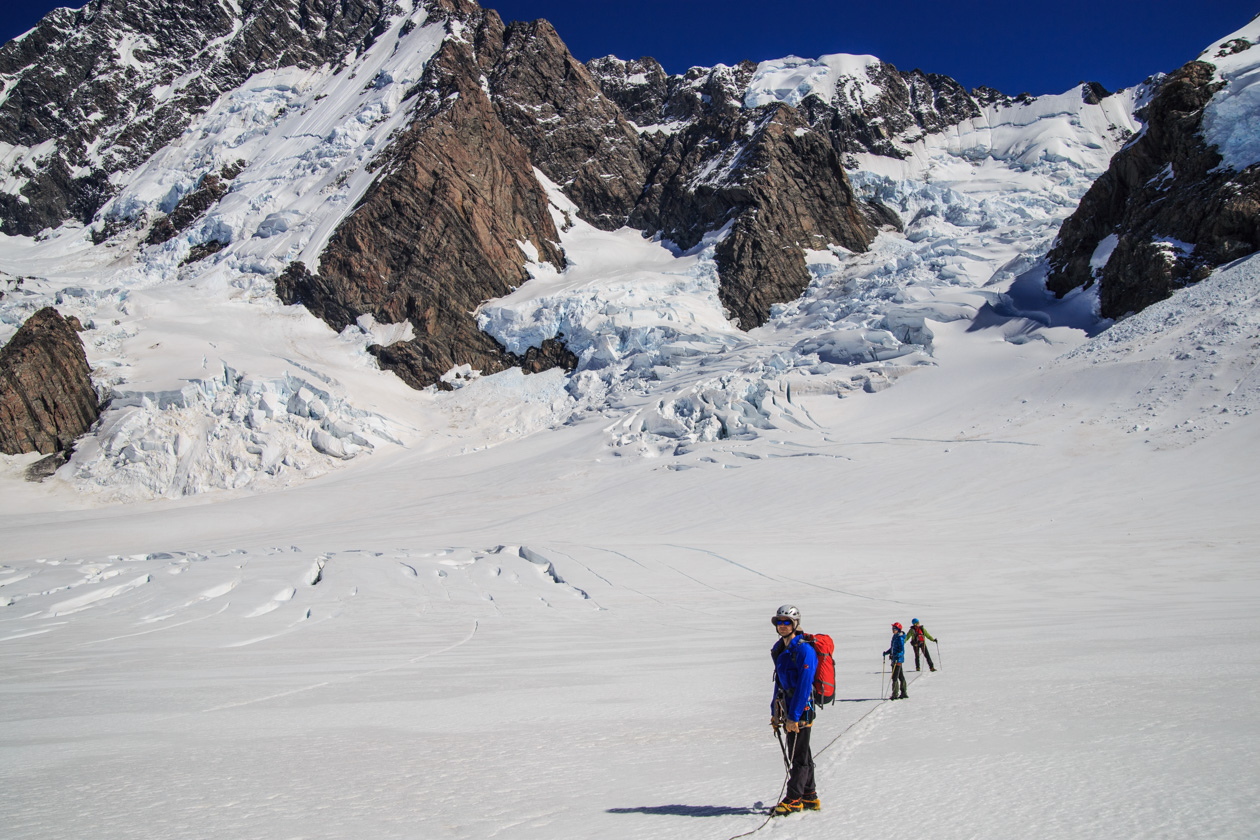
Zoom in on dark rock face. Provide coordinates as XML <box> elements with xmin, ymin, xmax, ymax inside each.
<box><xmin>585</xmin><ymin>57</ymin><xmax>759</xmax><ymax>130</ymax></box>
<box><xmin>1047</xmin><ymin>60</ymin><xmax>1260</xmax><ymax>318</ymax></box>
<box><xmin>631</xmin><ymin>103</ymin><xmax>879</xmax><ymax>327</ymax></box>
<box><xmin>0</xmin><ymin>307</ymin><xmax>100</xmax><ymax>455</ymax></box>
<box><xmin>481</xmin><ymin>18</ymin><xmax>650</xmax><ymax>230</ymax></box>
<box><xmin>795</xmin><ymin>65</ymin><xmax>984</xmax><ymax>160</ymax></box>
<box><xmin>583</xmin><ymin>56</ymin><xmax>675</xmax><ymax>127</ymax></box>
<box><xmin>278</xmin><ymin>0</ymin><xmax>568</xmax><ymax>390</ymax></box>
<box><xmin>0</xmin><ymin>0</ymin><xmax>394</xmax><ymax>236</ymax></box>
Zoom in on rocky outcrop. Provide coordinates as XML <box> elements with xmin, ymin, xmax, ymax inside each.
<box><xmin>526</xmin><ymin>52</ymin><xmax>892</xmax><ymax>327</ymax></box>
<box><xmin>1046</xmin><ymin>57</ymin><xmax>1260</xmax><ymax>318</ymax></box>
<box><xmin>0</xmin><ymin>0</ymin><xmax>395</xmax><ymax>236</ymax></box>
<box><xmin>585</xmin><ymin>57</ymin><xmax>760</xmax><ymax>131</ymax></box>
<box><xmin>278</xmin><ymin>3</ymin><xmax>568</xmax><ymax>390</ymax></box>
<box><xmin>0</xmin><ymin>307</ymin><xmax>100</xmax><ymax>455</ymax></box>
<box><xmin>518</xmin><ymin>336</ymin><xmax>578</xmax><ymax>374</ymax></box>
<box><xmin>586</xmin><ymin>54</ymin><xmax>1001</xmax><ymax>162</ymax></box>
<box><xmin>631</xmin><ymin>103</ymin><xmax>880</xmax><ymax>327</ymax></box>
<box><xmin>583</xmin><ymin>56</ymin><xmax>679</xmax><ymax>127</ymax></box>
<box><xmin>481</xmin><ymin>18</ymin><xmax>651</xmax><ymax>230</ymax></box>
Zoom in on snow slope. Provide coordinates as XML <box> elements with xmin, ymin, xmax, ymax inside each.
<box><xmin>2</xmin><ymin>252</ymin><xmax>1259</xmax><ymax>838</ymax></box>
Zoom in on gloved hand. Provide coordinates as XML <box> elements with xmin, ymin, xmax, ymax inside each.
<box><xmin>785</xmin><ymin>720</ymin><xmax>800</xmax><ymax>733</ymax></box>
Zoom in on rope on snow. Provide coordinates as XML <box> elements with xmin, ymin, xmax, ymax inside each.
<box><xmin>725</xmin><ymin>670</ymin><xmax>926</xmax><ymax>840</ymax></box>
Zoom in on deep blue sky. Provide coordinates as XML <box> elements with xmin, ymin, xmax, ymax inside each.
<box><xmin>2</xmin><ymin>1</ymin><xmax>1256</xmax><ymax>95</ymax></box>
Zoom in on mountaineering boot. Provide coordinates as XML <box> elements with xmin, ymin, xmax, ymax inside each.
<box><xmin>801</xmin><ymin>793</ymin><xmax>821</xmax><ymax>811</ymax></box>
<box><xmin>772</xmin><ymin>798</ymin><xmax>803</xmax><ymax>816</ymax></box>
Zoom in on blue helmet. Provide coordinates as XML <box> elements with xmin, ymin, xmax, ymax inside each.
<box><xmin>911</xmin><ymin>618</ymin><xmax>920</xmax><ymax>624</ymax></box>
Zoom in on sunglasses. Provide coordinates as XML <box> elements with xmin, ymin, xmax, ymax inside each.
<box><xmin>772</xmin><ymin>618</ymin><xmax>794</xmax><ymax>626</ymax></box>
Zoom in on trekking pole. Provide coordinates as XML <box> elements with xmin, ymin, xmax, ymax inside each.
<box><xmin>934</xmin><ymin>639</ymin><xmax>943</xmax><ymax>671</ymax></box>
<box><xmin>880</xmin><ymin>656</ymin><xmax>886</xmax><ymax>700</ymax></box>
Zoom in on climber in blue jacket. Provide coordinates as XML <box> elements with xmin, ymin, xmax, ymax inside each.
<box><xmin>884</xmin><ymin>622</ymin><xmax>908</xmax><ymax>700</ymax></box>
<box><xmin>769</xmin><ymin>604</ymin><xmax>819</xmax><ymax>815</ymax></box>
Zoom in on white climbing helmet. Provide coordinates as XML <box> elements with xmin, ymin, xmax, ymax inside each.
<box><xmin>772</xmin><ymin>604</ymin><xmax>801</xmax><ymax>629</ymax></box>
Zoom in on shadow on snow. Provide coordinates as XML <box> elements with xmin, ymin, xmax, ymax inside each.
<box><xmin>607</xmin><ymin>804</ymin><xmax>763</xmax><ymax>817</ymax></box>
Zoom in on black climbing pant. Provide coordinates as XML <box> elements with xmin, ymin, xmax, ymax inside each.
<box><xmin>785</xmin><ymin>725</ymin><xmax>816</xmax><ymax>800</ymax></box>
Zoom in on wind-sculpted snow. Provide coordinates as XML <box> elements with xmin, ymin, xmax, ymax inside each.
<box><xmin>1</xmin><ymin>543</ymin><xmax>598</xmax><ymax>618</ymax></box>
<box><xmin>946</xmin><ymin>86</ymin><xmax>1142</xmax><ymax>171</ymax></box>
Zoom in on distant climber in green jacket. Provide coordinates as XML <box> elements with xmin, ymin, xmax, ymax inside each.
<box><xmin>906</xmin><ymin>618</ymin><xmax>937</xmax><ymax>672</ymax></box>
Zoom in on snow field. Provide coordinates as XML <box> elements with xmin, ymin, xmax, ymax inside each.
<box><xmin>3</xmin><ymin>248</ymin><xmax>1260</xmax><ymax>838</ymax></box>
<box><xmin>2</xmin><ymin>506</ymin><xmax>1256</xmax><ymax>839</ymax></box>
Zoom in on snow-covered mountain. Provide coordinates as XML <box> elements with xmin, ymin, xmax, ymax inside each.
<box><xmin>6</xmin><ymin>0</ymin><xmax>1237</xmax><ymax>500</ymax></box>
<box><xmin>2</xmin><ymin>5</ymin><xmax>1260</xmax><ymax>839</ymax></box>
<box><xmin>1046</xmin><ymin>18</ymin><xmax>1260</xmax><ymax>318</ymax></box>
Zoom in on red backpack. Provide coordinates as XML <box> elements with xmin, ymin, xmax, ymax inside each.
<box><xmin>802</xmin><ymin>633</ymin><xmax>836</xmax><ymax>705</ymax></box>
